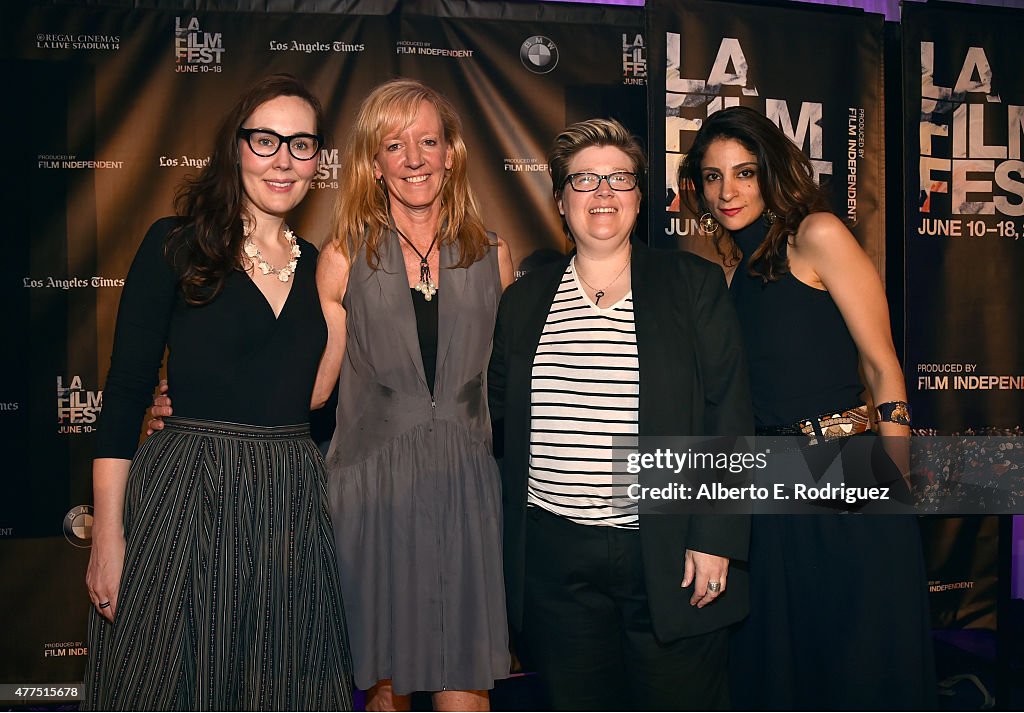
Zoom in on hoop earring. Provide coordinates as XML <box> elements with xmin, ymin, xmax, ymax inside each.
<box><xmin>698</xmin><ymin>212</ymin><xmax>720</xmax><ymax>235</ymax></box>
<box><xmin>763</xmin><ymin>209</ymin><xmax>778</xmax><ymax>226</ymax></box>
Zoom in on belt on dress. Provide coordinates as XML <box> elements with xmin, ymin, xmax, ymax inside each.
<box><xmin>757</xmin><ymin>405</ymin><xmax>871</xmax><ymax>447</ymax></box>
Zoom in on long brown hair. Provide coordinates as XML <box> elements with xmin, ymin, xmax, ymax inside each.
<box><xmin>679</xmin><ymin>106</ymin><xmax>831</xmax><ymax>281</ymax></box>
<box><xmin>166</xmin><ymin>73</ymin><xmax>324</xmax><ymax>304</ymax></box>
<box><xmin>331</xmin><ymin>78</ymin><xmax>488</xmax><ymax>269</ymax></box>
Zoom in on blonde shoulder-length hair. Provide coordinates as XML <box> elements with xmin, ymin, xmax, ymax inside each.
<box><xmin>331</xmin><ymin>78</ymin><xmax>488</xmax><ymax>269</ymax></box>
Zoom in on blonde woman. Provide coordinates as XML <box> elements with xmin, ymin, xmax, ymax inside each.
<box><xmin>314</xmin><ymin>79</ymin><xmax>514</xmax><ymax>711</ymax></box>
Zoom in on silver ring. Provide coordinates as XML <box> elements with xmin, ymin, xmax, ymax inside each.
<box><xmin>98</xmin><ymin>601</ymin><xmax>111</xmax><ymax>609</ymax></box>
<box><xmin>707</xmin><ymin>581</ymin><xmax>721</xmax><ymax>593</ymax></box>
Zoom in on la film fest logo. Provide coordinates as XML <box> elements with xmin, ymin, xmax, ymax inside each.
<box><xmin>520</xmin><ymin>36</ymin><xmax>558</xmax><ymax>74</ymax></box>
<box><xmin>175</xmin><ymin>16</ymin><xmax>224</xmax><ymax>72</ymax></box>
<box><xmin>622</xmin><ymin>33</ymin><xmax>647</xmax><ymax>86</ymax></box>
<box><xmin>35</xmin><ymin>33</ymin><xmax>120</xmax><ymax>51</ymax></box>
<box><xmin>63</xmin><ymin>505</ymin><xmax>93</xmax><ymax>549</ymax></box>
<box><xmin>312</xmin><ymin>146</ymin><xmax>340</xmax><ymax>191</ymax></box>
<box><xmin>917</xmin><ymin>42</ymin><xmax>1024</xmax><ymax>240</ymax></box>
<box><xmin>664</xmin><ymin>34</ymin><xmax>833</xmax><ymax>238</ymax></box>
<box><xmin>57</xmin><ymin>375</ymin><xmax>102</xmax><ymax>433</ymax></box>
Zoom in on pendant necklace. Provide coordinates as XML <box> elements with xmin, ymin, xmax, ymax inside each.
<box><xmin>575</xmin><ymin>254</ymin><xmax>631</xmax><ymax>306</ymax></box>
<box><xmin>394</xmin><ymin>225</ymin><xmax>439</xmax><ymax>301</ymax></box>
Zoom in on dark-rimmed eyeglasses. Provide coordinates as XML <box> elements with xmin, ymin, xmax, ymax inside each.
<box><xmin>564</xmin><ymin>172</ymin><xmax>638</xmax><ymax>192</ymax></box>
<box><xmin>238</xmin><ymin>128</ymin><xmax>323</xmax><ymax>161</ymax></box>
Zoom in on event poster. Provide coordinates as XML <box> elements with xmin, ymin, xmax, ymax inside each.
<box><xmin>903</xmin><ymin>2</ymin><xmax>1024</xmax><ymax>631</ymax></box>
<box><xmin>645</xmin><ymin>0</ymin><xmax>885</xmax><ymax>273</ymax></box>
<box><xmin>903</xmin><ymin>2</ymin><xmax>1024</xmax><ymax>434</ymax></box>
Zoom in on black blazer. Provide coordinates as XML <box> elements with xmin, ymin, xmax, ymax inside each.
<box><xmin>488</xmin><ymin>240</ymin><xmax>753</xmax><ymax>642</ymax></box>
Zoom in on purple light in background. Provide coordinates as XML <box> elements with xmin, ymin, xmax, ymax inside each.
<box><xmin>545</xmin><ymin>0</ymin><xmax>1024</xmax><ymax>22</ymax></box>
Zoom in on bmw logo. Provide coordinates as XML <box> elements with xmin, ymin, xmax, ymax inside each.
<box><xmin>521</xmin><ymin>36</ymin><xmax>559</xmax><ymax>74</ymax></box>
<box><xmin>63</xmin><ymin>505</ymin><xmax>94</xmax><ymax>548</ymax></box>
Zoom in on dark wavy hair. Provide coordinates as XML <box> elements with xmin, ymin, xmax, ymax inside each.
<box><xmin>165</xmin><ymin>73</ymin><xmax>325</xmax><ymax>304</ymax></box>
<box><xmin>678</xmin><ymin>106</ymin><xmax>831</xmax><ymax>282</ymax></box>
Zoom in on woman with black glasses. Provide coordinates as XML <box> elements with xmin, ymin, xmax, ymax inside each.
<box><xmin>83</xmin><ymin>74</ymin><xmax>352</xmax><ymax>711</ymax></box>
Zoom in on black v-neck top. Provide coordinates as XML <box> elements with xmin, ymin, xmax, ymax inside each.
<box><xmin>95</xmin><ymin>217</ymin><xmax>328</xmax><ymax>459</ymax></box>
<box><xmin>410</xmin><ymin>288</ymin><xmax>438</xmax><ymax>396</ymax></box>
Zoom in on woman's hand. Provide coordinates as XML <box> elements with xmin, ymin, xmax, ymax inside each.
<box><xmin>146</xmin><ymin>379</ymin><xmax>173</xmax><ymax>435</ymax></box>
<box><xmin>88</xmin><ymin>459</ymin><xmax>132</xmax><ymax>621</ymax></box>
<box><xmin>682</xmin><ymin>549</ymin><xmax>729</xmax><ymax>608</ymax></box>
<box><xmin>86</xmin><ymin>530</ymin><xmax>126</xmax><ymax>622</ymax></box>
<box><xmin>311</xmin><ymin>241</ymin><xmax>351</xmax><ymax>409</ymax></box>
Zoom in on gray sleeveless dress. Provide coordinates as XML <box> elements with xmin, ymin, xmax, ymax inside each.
<box><xmin>324</xmin><ymin>230</ymin><xmax>510</xmax><ymax>695</ymax></box>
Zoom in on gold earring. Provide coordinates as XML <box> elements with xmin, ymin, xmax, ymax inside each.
<box><xmin>699</xmin><ymin>213</ymin><xmax>720</xmax><ymax>235</ymax></box>
<box><xmin>763</xmin><ymin>209</ymin><xmax>778</xmax><ymax>226</ymax></box>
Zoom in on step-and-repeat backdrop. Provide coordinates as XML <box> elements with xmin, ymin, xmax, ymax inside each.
<box><xmin>2</xmin><ymin>0</ymin><xmax>1020</xmax><ymax>686</ymax></box>
<box><xmin>4</xmin><ymin>0</ymin><xmax>644</xmax><ymax>683</ymax></box>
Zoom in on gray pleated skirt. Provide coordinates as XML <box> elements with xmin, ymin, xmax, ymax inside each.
<box><xmin>329</xmin><ymin>419</ymin><xmax>510</xmax><ymax>695</ymax></box>
<box><xmin>83</xmin><ymin>417</ymin><xmax>353</xmax><ymax>711</ymax></box>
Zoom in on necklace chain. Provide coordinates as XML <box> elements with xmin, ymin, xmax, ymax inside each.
<box><xmin>574</xmin><ymin>254</ymin><xmax>631</xmax><ymax>306</ymax></box>
<box><xmin>244</xmin><ymin>226</ymin><xmax>300</xmax><ymax>283</ymax></box>
<box><xmin>394</xmin><ymin>224</ymin><xmax>440</xmax><ymax>302</ymax></box>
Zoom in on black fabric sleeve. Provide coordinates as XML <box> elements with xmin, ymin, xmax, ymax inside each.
<box><xmin>487</xmin><ymin>287</ymin><xmax>512</xmax><ymax>459</ymax></box>
<box><xmin>684</xmin><ymin>255</ymin><xmax>753</xmax><ymax>561</ymax></box>
<box><xmin>94</xmin><ymin>218</ymin><xmax>181</xmax><ymax>459</ymax></box>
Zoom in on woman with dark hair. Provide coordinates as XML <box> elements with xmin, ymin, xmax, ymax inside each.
<box><xmin>490</xmin><ymin>118</ymin><xmax>752</xmax><ymax>710</ymax></box>
<box><xmin>679</xmin><ymin>105</ymin><xmax>933</xmax><ymax>709</ymax></box>
<box><xmin>84</xmin><ymin>74</ymin><xmax>352</xmax><ymax>710</ymax></box>
<box><xmin>313</xmin><ymin>79</ymin><xmax>514</xmax><ymax>711</ymax></box>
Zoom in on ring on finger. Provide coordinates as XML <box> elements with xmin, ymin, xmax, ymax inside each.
<box><xmin>707</xmin><ymin>581</ymin><xmax>722</xmax><ymax>593</ymax></box>
<box><xmin>98</xmin><ymin>601</ymin><xmax>111</xmax><ymax>609</ymax></box>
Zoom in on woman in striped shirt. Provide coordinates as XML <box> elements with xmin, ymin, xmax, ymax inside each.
<box><xmin>489</xmin><ymin>118</ymin><xmax>753</xmax><ymax>710</ymax></box>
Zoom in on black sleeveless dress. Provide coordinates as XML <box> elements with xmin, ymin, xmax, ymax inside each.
<box><xmin>727</xmin><ymin>220</ymin><xmax>935</xmax><ymax>710</ymax></box>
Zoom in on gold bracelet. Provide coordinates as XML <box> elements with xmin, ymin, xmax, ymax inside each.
<box><xmin>876</xmin><ymin>400</ymin><xmax>911</xmax><ymax>426</ymax></box>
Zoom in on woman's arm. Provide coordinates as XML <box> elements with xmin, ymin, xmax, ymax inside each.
<box><xmin>86</xmin><ymin>459</ymin><xmax>131</xmax><ymax>622</ymax></box>
<box><xmin>790</xmin><ymin>212</ymin><xmax>909</xmax><ymax>436</ymax></box>
<box><xmin>487</xmin><ymin>288</ymin><xmax>514</xmax><ymax>454</ymax></box>
<box><xmin>497</xmin><ymin>237</ymin><xmax>515</xmax><ymax>290</ymax></box>
<box><xmin>88</xmin><ymin>219</ymin><xmax>180</xmax><ymax>618</ymax></box>
<box><xmin>792</xmin><ymin>214</ymin><xmax>911</xmax><ymax>487</ymax></box>
<box><xmin>311</xmin><ymin>240</ymin><xmax>351</xmax><ymax>410</ymax></box>
<box><xmin>683</xmin><ymin>256</ymin><xmax>753</xmax><ymax>601</ymax></box>
<box><xmin>95</xmin><ymin>219</ymin><xmax>180</xmax><ymax>458</ymax></box>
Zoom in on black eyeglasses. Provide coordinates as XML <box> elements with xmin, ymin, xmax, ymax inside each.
<box><xmin>238</xmin><ymin>128</ymin><xmax>323</xmax><ymax>161</ymax></box>
<box><xmin>564</xmin><ymin>171</ymin><xmax>639</xmax><ymax>192</ymax></box>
